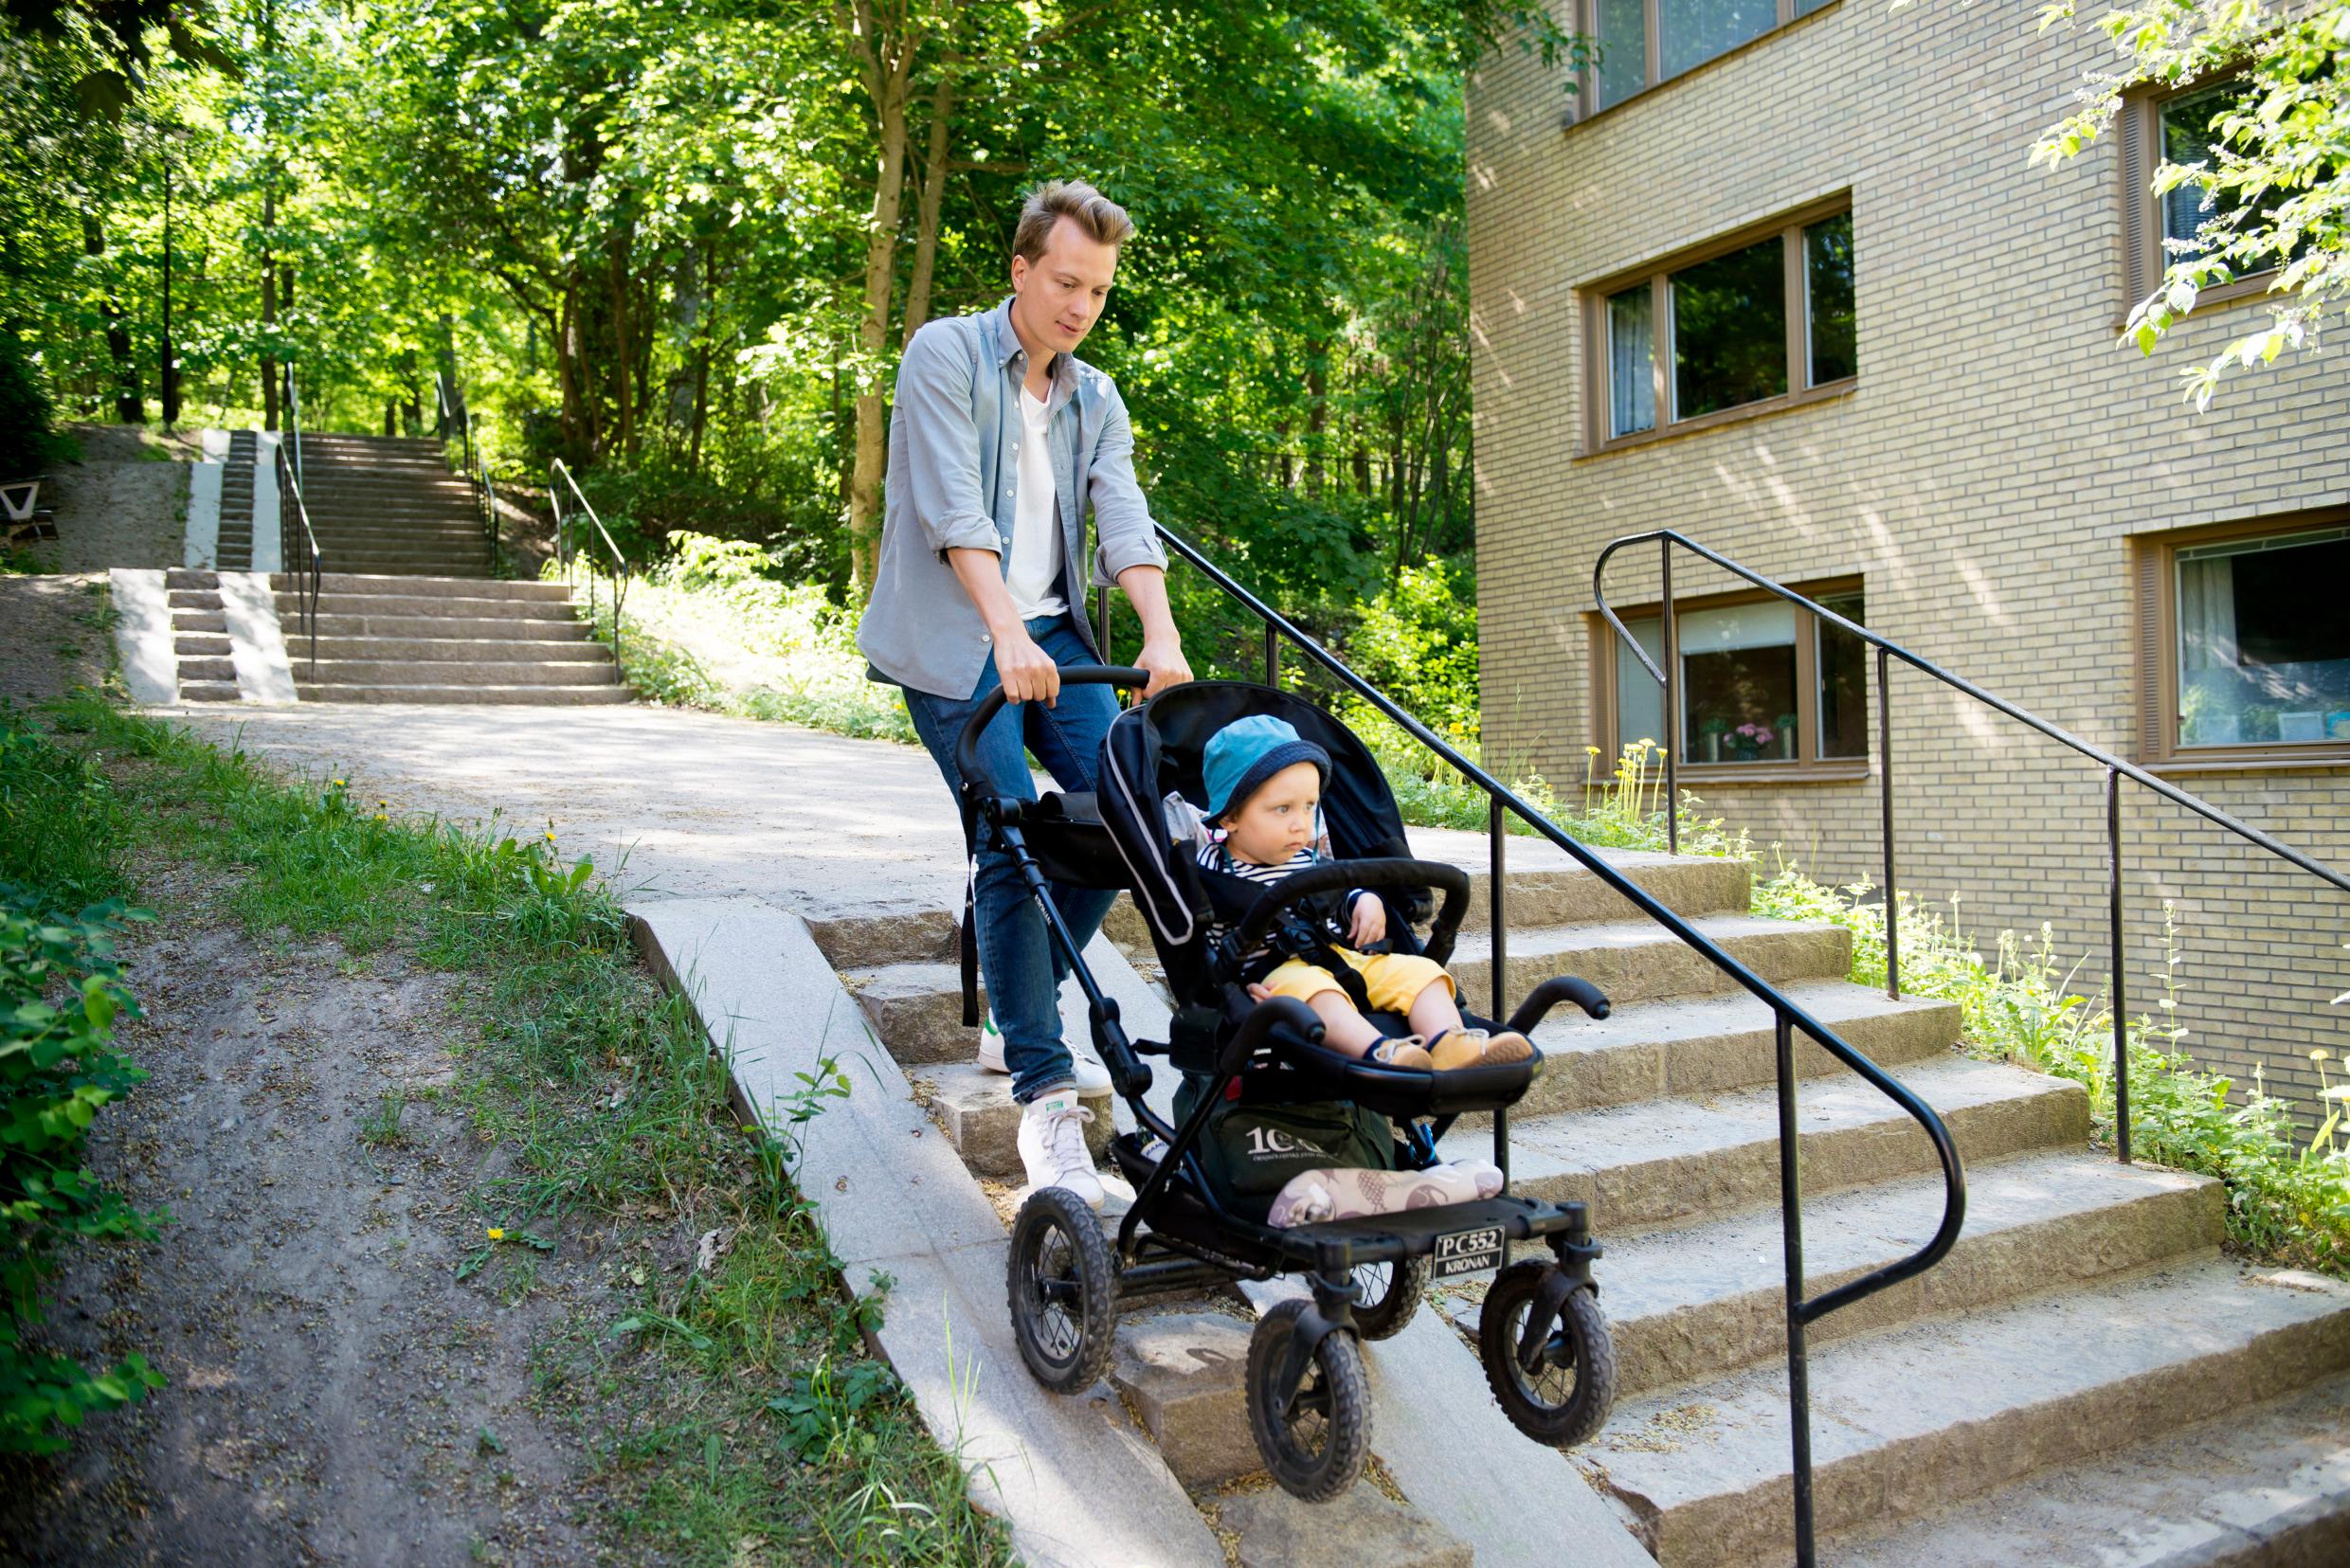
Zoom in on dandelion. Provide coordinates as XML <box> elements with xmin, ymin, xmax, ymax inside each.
<box><xmin>2314</xmin><ymin>1049</ymin><xmax>2333</xmax><ymax>1062</ymax></box>
<box><xmin>373</xmin><ymin>813</ymin><xmax>388</xmax><ymax>823</ymax></box>
<box><xmin>544</xmin><ymin>829</ymin><xmax>556</xmax><ymax>842</ymax></box>
<box><xmin>332</xmin><ymin>778</ymin><xmax>346</xmax><ymax>787</ymax></box>
<box><xmin>487</xmin><ymin>1227</ymin><xmax>506</xmax><ymax>1241</ymax></box>
<box><xmin>1585</xmin><ymin>746</ymin><xmax>1601</xmax><ymax>755</ymax></box>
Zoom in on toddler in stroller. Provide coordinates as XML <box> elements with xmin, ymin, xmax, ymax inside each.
<box><xmin>954</xmin><ymin>670</ymin><xmax>1618</xmax><ymax>1502</ymax></box>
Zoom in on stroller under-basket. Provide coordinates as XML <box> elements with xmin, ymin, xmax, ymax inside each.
<box><xmin>954</xmin><ymin>669</ymin><xmax>1617</xmax><ymax>1502</ymax></box>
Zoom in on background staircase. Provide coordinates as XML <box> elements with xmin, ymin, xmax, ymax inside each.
<box><xmin>816</xmin><ymin>835</ymin><xmax>2350</xmax><ymax>1565</ymax></box>
<box><xmin>217</xmin><ymin>430</ymin><xmax>256</xmax><ymax>570</ymax></box>
<box><xmin>266</xmin><ymin>432</ymin><xmax>625</xmax><ymax>704</ymax></box>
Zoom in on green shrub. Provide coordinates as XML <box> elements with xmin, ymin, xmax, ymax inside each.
<box><xmin>0</xmin><ymin>886</ymin><xmax>167</xmax><ymax>1452</ymax></box>
<box><xmin>0</xmin><ymin>341</ymin><xmax>73</xmax><ymax>480</ymax></box>
<box><xmin>1754</xmin><ymin>862</ymin><xmax>2350</xmax><ymax>1274</ymax></box>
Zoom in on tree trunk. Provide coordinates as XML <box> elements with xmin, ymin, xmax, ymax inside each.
<box><xmin>843</xmin><ymin>1</ymin><xmax>920</xmax><ymax>594</ymax></box>
<box><xmin>901</xmin><ymin>56</ymin><xmax>957</xmax><ymax>347</ymax></box>
<box><xmin>607</xmin><ymin>230</ymin><xmax>635</xmax><ymax>460</ymax></box>
<box><xmin>81</xmin><ymin>213</ymin><xmax>142</xmax><ymax>423</ymax></box>
<box><xmin>1305</xmin><ymin>343</ymin><xmax>1328</xmax><ymax>499</ymax></box>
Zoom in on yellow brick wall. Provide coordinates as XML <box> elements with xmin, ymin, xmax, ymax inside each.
<box><xmin>1468</xmin><ymin>1</ymin><xmax>2350</xmax><ymax>1105</ymax></box>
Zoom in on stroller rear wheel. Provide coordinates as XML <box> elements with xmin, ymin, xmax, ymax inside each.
<box><xmin>1348</xmin><ymin>1254</ymin><xmax>1430</xmax><ymax>1342</ymax></box>
<box><xmin>1476</xmin><ymin>1259</ymin><xmax>1617</xmax><ymax>1448</ymax></box>
<box><xmin>1007</xmin><ymin>1187</ymin><xmax>1118</xmax><ymax>1394</ymax></box>
<box><xmin>1246</xmin><ymin>1297</ymin><xmax>1373</xmax><ymax>1502</ymax></box>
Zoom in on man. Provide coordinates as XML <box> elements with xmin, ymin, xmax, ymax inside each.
<box><xmin>858</xmin><ymin>179</ymin><xmax>1191</xmax><ymax>1211</ymax></box>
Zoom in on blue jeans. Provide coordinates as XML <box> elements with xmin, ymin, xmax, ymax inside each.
<box><xmin>901</xmin><ymin>614</ymin><xmax>1122</xmax><ymax>1103</ymax></box>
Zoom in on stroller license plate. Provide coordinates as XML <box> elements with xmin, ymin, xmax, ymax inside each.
<box><xmin>1430</xmin><ymin>1224</ymin><xmax>1504</xmax><ymax>1279</ymax></box>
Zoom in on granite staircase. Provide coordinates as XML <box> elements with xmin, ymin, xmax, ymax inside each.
<box><xmin>164</xmin><ymin>567</ymin><xmax>239</xmax><ymax>702</ymax></box>
<box><xmin>217</xmin><ymin>430</ymin><xmax>257</xmax><ymax>570</ymax></box>
<box><xmin>271</xmin><ymin>574</ymin><xmax>625</xmax><ymax>705</ymax></box>
<box><xmin>815</xmin><ymin>832</ymin><xmax>2350</xmax><ymax>1566</ymax></box>
<box><xmin>264</xmin><ymin>432</ymin><xmax>626</xmax><ymax>704</ymax></box>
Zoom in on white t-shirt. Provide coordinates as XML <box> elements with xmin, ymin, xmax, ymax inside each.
<box><xmin>1003</xmin><ymin>385</ymin><xmax>1066</xmax><ymax>621</ymax></box>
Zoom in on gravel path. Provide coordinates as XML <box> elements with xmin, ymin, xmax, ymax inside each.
<box><xmin>0</xmin><ymin>573</ymin><xmax>111</xmax><ymax>705</ymax></box>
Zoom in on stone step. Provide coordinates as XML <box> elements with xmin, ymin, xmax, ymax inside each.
<box><xmin>164</xmin><ymin>568</ymin><xmax>218</xmax><ymax>589</ymax></box>
<box><xmin>172</xmin><ymin>609</ymin><xmax>227</xmax><ymax>634</ymax></box>
<box><xmin>1468</xmin><ymin>1054</ymin><xmax>2088</xmax><ymax>1235</ymax></box>
<box><xmin>847</xmin><ymin>962</ymin><xmax>985</xmax><ymax>1065</ymax></box>
<box><xmin>291</xmin><ymin>682</ymin><xmax>634</xmax><ymax>706</ymax></box>
<box><xmin>1498</xmin><ymin>979</ymin><xmax>1961</xmax><ymax>1122</ymax></box>
<box><xmin>1109</xmin><ymin>1309</ymin><xmax>1258</xmax><ymax>1487</ymax></box>
<box><xmin>166</xmin><ymin>587</ymin><xmax>224</xmax><ymax>611</ymax></box>
<box><xmin>1486</xmin><ymin>1151</ymin><xmax>2224</xmax><ymax>1400</ymax></box>
<box><xmin>1443</xmin><ymin>912</ymin><xmax>1854</xmax><ymax>1010</ymax></box>
<box><xmin>294</xmin><ymin>658</ymin><xmax>618</xmax><ymax>687</ymax></box>
<box><xmin>178</xmin><ymin>680</ymin><xmax>241</xmax><ymax>702</ymax></box>
<box><xmin>177</xmin><ymin>656</ymin><xmax>235</xmax><ymax>683</ymax></box>
<box><xmin>1579</xmin><ymin>1258</ymin><xmax>2350</xmax><ymax>1568</ymax></box>
<box><xmin>1438</xmin><ymin>840</ymin><xmax>1753</xmax><ymax>933</ymax></box>
<box><xmin>299</xmin><ymin>635</ymin><xmax>609</xmax><ymax>663</ymax></box>
<box><xmin>1216</xmin><ymin>1477</ymin><xmax>1473</xmax><ymax>1568</ymax></box>
<box><xmin>285</xmin><ymin>591</ymin><xmax>574</xmax><ymax>622</ymax></box>
<box><xmin>273</xmin><ymin>573</ymin><xmax>572</xmax><ymax>601</ymax></box>
<box><xmin>911</xmin><ymin>1060</ymin><xmax>1112</xmax><ymax>1180</ymax></box>
<box><xmin>1828</xmin><ymin>1370</ymin><xmax>2350</xmax><ymax>1566</ymax></box>
<box><xmin>296</xmin><ymin>611</ymin><xmax>592</xmax><ymax>640</ymax></box>
<box><xmin>172</xmin><ymin>634</ymin><xmax>231</xmax><ymax>657</ymax></box>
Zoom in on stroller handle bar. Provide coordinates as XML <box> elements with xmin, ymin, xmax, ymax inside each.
<box><xmin>1233</xmin><ymin>857</ymin><xmax>1473</xmax><ymax>970</ymax></box>
<box><xmin>954</xmin><ymin>666</ymin><xmax>1152</xmax><ymax>790</ymax></box>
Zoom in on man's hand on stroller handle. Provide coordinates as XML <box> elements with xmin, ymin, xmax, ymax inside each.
<box><xmin>995</xmin><ymin>625</ymin><xmax>1062</xmax><ymax>707</ymax></box>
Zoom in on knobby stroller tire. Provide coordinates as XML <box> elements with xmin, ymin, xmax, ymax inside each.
<box><xmin>1349</xmin><ymin>1254</ymin><xmax>1430</xmax><ymax>1342</ymax></box>
<box><xmin>1006</xmin><ymin>1186</ymin><xmax>1118</xmax><ymax>1395</ymax></box>
<box><xmin>1246</xmin><ymin>1298</ymin><xmax>1373</xmax><ymax>1502</ymax></box>
<box><xmin>1476</xmin><ymin>1259</ymin><xmax>1617</xmax><ymax>1449</ymax></box>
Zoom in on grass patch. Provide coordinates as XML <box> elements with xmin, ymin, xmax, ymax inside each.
<box><xmin>27</xmin><ymin>690</ymin><xmax>1007</xmax><ymax>1562</ymax></box>
<box><xmin>1756</xmin><ymin>861</ymin><xmax>2350</xmax><ymax>1275</ymax></box>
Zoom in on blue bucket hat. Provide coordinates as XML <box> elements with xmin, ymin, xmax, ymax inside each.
<box><xmin>1203</xmin><ymin>714</ymin><xmax>1330</xmax><ymax>820</ymax></box>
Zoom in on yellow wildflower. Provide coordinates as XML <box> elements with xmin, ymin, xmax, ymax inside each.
<box><xmin>373</xmin><ymin>813</ymin><xmax>388</xmax><ymax>823</ymax></box>
<box><xmin>331</xmin><ymin>778</ymin><xmax>346</xmax><ymax>787</ymax></box>
<box><xmin>486</xmin><ymin>1227</ymin><xmax>506</xmax><ymax>1241</ymax></box>
<box><xmin>2314</xmin><ymin>1049</ymin><xmax>2333</xmax><ymax>1062</ymax></box>
<box><xmin>544</xmin><ymin>830</ymin><xmax>556</xmax><ymax>842</ymax></box>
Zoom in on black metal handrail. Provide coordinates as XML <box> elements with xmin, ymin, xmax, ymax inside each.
<box><xmin>1595</xmin><ymin>529</ymin><xmax>2350</xmax><ymax>1134</ymax></box>
<box><xmin>1594</xmin><ymin>528</ymin><xmax>2350</xmax><ymax>1559</ymax></box>
<box><xmin>548</xmin><ymin>458</ymin><xmax>627</xmax><ymax>684</ymax></box>
<box><xmin>277</xmin><ymin>366</ymin><xmax>319</xmax><ymax>680</ymax></box>
<box><xmin>434</xmin><ymin>372</ymin><xmax>503</xmax><ymax>576</ymax></box>
<box><xmin>1100</xmin><ymin>525</ymin><xmax>1967</xmax><ymax>1567</ymax></box>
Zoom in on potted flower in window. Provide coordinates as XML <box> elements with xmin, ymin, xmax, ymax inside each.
<box><xmin>1776</xmin><ymin>712</ymin><xmax>1799</xmax><ymax>759</ymax></box>
<box><xmin>1700</xmin><ymin>715</ymin><xmax>1729</xmax><ymax>762</ymax></box>
<box><xmin>1728</xmin><ymin>721</ymin><xmax>1775</xmax><ymax>762</ymax></box>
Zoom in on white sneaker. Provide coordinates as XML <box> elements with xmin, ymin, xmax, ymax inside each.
<box><xmin>978</xmin><ymin>1013</ymin><xmax>1112</xmax><ymax>1094</ymax></box>
<box><xmin>1018</xmin><ymin>1089</ymin><xmax>1105</xmax><ymax>1211</ymax></box>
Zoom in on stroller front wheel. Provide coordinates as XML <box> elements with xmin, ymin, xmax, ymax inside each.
<box><xmin>1246</xmin><ymin>1298</ymin><xmax>1373</xmax><ymax>1502</ymax></box>
<box><xmin>1477</xmin><ymin>1259</ymin><xmax>1617</xmax><ymax>1448</ymax></box>
<box><xmin>1007</xmin><ymin>1186</ymin><xmax>1118</xmax><ymax>1394</ymax></box>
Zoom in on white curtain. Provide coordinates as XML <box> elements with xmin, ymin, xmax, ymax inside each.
<box><xmin>1608</xmin><ymin>288</ymin><xmax>1655</xmax><ymax>438</ymax></box>
<box><xmin>2178</xmin><ymin>554</ymin><xmax>2238</xmax><ymax>673</ymax></box>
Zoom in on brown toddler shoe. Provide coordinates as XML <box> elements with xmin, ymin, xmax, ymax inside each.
<box><xmin>1368</xmin><ymin>1035</ymin><xmax>1434</xmax><ymax>1070</ymax></box>
<box><xmin>1429</xmin><ymin>1027</ymin><xmax>1534</xmax><ymax>1072</ymax></box>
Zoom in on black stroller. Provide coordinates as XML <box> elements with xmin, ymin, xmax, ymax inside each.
<box><xmin>954</xmin><ymin>670</ymin><xmax>1617</xmax><ymax>1502</ymax></box>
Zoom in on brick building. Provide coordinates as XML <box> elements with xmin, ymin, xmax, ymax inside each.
<box><xmin>1467</xmin><ymin>0</ymin><xmax>2350</xmax><ymax>1103</ymax></box>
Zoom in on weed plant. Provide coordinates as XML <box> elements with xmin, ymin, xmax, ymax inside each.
<box><xmin>1755</xmin><ymin>860</ymin><xmax>2350</xmax><ymax>1274</ymax></box>
<box><xmin>30</xmin><ymin>694</ymin><xmax>1006</xmax><ymax>1562</ymax></box>
<box><xmin>0</xmin><ymin>712</ymin><xmax>166</xmax><ymax>1452</ymax></box>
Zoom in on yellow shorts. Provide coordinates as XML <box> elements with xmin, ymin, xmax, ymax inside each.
<box><xmin>1258</xmin><ymin>946</ymin><xmax>1454</xmax><ymax>1015</ymax></box>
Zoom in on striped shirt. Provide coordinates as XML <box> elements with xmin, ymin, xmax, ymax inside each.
<box><xmin>1196</xmin><ymin>841</ymin><xmax>1365</xmax><ymax>968</ymax></box>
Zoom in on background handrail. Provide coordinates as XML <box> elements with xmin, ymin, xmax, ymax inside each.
<box><xmin>548</xmin><ymin>457</ymin><xmax>628</xmax><ymax>685</ymax></box>
<box><xmin>1105</xmin><ymin>522</ymin><xmax>1969</xmax><ymax>1566</ymax></box>
<box><xmin>276</xmin><ymin>365</ymin><xmax>320</xmax><ymax>681</ymax></box>
<box><xmin>433</xmin><ymin>371</ymin><xmax>501</xmax><ymax>576</ymax></box>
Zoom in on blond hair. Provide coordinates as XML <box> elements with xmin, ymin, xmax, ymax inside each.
<box><xmin>1012</xmin><ymin>179</ymin><xmax>1135</xmax><ymax>262</ymax></box>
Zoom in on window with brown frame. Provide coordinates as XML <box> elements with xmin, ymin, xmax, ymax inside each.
<box><xmin>1587</xmin><ymin>199</ymin><xmax>1854</xmax><ymax>450</ymax></box>
<box><xmin>1592</xmin><ymin>581</ymin><xmax>1870</xmax><ymax>782</ymax></box>
<box><xmin>2133</xmin><ymin>514</ymin><xmax>2350</xmax><ymax>770</ymax></box>
<box><xmin>2119</xmin><ymin>76</ymin><xmax>2286</xmax><ymax>316</ymax></box>
<box><xmin>1584</xmin><ymin>0</ymin><xmax>1839</xmax><ymax>113</ymax></box>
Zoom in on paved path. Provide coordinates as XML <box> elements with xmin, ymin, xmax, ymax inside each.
<box><xmin>165</xmin><ymin>702</ymin><xmax>976</xmax><ymax>923</ymax></box>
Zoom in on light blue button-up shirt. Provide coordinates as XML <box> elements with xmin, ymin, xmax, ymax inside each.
<box><xmin>858</xmin><ymin>297</ymin><xmax>1166</xmax><ymax>699</ymax></box>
